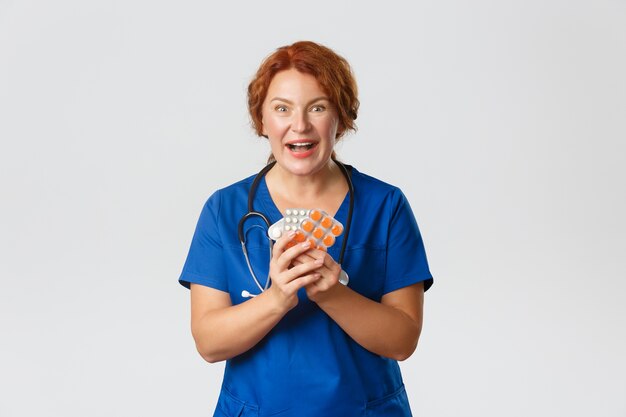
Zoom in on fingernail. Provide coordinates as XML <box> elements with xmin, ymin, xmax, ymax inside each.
<box><xmin>315</xmin><ymin>258</ymin><xmax>324</xmax><ymax>265</ymax></box>
<box><xmin>288</xmin><ymin>231</ymin><xmax>296</xmax><ymax>238</ymax></box>
<box><xmin>301</xmin><ymin>241</ymin><xmax>311</xmax><ymax>248</ymax></box>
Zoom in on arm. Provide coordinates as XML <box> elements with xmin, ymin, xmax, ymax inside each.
<box><xmin>190</xmin><ymin>234</ymin><xmax>323</xmax><ymax>363</ymax></box>
<box><xmin>298</xmin><ymin>250</ymin><xmax>425</xmax><ymax>361</ymax></box>
<box><xmin>191</xmin><ymin>284</ymin><xmax>283</xmax><ymax>363</ymax></box>
<box><xmin>314</xmin><ymin>281</ymin><xmax>424</xmax><ymax>361</ymax></box>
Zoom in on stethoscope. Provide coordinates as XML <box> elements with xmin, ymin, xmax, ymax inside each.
<box><xmin>237</xmin><ymin>158</ymin><xmax>354</xmax><ymax>298</ymax></box>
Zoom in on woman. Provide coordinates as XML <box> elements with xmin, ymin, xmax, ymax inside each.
<box><xmin>179</xmin><ymin>41</ymin><xmax>433</xmax><ymax>417</ymax></box>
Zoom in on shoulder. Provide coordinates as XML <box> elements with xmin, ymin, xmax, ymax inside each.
<box><xmin>203</xmin><ymin>173</ymin><xmax>257</xmax><ymax>203</ymax></box>
<box><xmin>350</xmin><ymin>166</ymin><xmax>406</xmax><ymax>205</ymax></box>
<box><xmin>214</xmin><ymin>173</ymin><xmax>257</xmax><ymax>196</ymax></box>
<box><xmin>197</xmin><ymin>173</ymin><xmax>259</xmax><ymax>223</ymax></box>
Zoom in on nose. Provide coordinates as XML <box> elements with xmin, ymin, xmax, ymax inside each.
<box><xmin>291</xmin><ymin>109</ymin><xmax>310</xmax><ymax>133</ymax></box>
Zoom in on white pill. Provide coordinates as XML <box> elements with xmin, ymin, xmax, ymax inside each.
<box><xmin>285</xmin><ymin>225</ymin><xmax>291</xmax><ymax>231</ymax></box>
<box><xmin>285</xmin><ymin>218</ymin><xmax>291</xmax><ymax>223</ymax></box>
<box><xmin>292</xmin><ymin>217</ymin><xmax>298</xmax><ymax>223</ymax></box>
<box><xmin>271</xmin><ymin>229</ymin><xmax>282</xmax><ymax>239</ymax></box>
<box><xmin>286</xmin><ymin>209</ymin><xmax>292</xmax><ymax>215</ymax></box>
<box><xmin>300</xmin><ymin>210</ymin><xmax>305</xmax><ymax>216</ymax></box>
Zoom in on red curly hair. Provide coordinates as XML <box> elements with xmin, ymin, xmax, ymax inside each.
<box><xmin>248</xmin><ymin>41</ymin><xmax>359</xmax><ymax>141</ymax></box>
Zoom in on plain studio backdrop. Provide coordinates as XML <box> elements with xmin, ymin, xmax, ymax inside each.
<box><xmin>1</xmin><ymin>1</ymin><xmax>625</xmax><ymax>416</ymax></box>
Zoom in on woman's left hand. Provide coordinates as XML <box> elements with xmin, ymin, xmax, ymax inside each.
<box><xmin>293</xmin><ymin>249</ymin><xmax>343</xmax><ymax>303</ymax></box>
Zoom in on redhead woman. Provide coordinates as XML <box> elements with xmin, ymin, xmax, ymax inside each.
<box><xmin>179</xmin><ymin>41</ymin><xmax>433</xmax><ymax>417</ymax></box>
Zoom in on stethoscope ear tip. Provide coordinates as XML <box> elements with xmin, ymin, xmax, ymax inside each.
<box><xmin>241</xmin><ymin>290</ymin><xmax>257</xmax><ymax>298</ymax></box>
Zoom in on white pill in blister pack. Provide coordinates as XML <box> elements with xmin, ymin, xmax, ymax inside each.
<box><xmin>268</xmin><ymin>208</ymin><xmax>344</xmax><ymax>251</ymax></box>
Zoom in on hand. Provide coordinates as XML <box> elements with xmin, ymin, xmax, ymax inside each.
<box><xmin>293</xmin><ymin>249</ymin><xmax>343</xmax><ymax>303</ymax></box>
<box><xmin>266</xmin><ymin>232</ymin><xmax>324</xmax><ymax>311</ymax></box>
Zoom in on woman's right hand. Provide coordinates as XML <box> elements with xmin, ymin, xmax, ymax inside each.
<box><xmin>266</xmin><ymin>231</ymin><xmax>324</xmax><ymax>311</ymax></box>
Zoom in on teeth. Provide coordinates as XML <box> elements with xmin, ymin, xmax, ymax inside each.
<box><xmin>287</xmin><ymin>142</ymin><xmax>315</xmax><ymax>152</ymax></box>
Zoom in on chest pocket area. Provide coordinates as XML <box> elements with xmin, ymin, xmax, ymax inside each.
<box><xmin>214</xmin><ymin>388</ymin><xmax>259</xmax><ymax>417</ymax></box>
<box><xmin>365</xmin><ymin>385</ymin><xmax>411</xmax><ymax>417</ymax></box>
<box><xmin>342</xmin><ymin>246</ymin><xmax>386</xmax><ymax>301</ymax></box>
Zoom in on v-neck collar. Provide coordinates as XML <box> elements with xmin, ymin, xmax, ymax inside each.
<box><xmin>257</xmin><ymin>167</ymin><xmax>353</xmax><ymax>228</ymax></box>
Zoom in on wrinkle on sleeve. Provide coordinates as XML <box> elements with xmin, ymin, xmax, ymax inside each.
<box><xmin>178</xmin><ymin>191</ymin><xmax>228</xmax><ymax>292</ymax></box>
<box><xmin>384</xmin><ymin>188</ymin><xmax>433</xmax><ymax>294</ymax></box>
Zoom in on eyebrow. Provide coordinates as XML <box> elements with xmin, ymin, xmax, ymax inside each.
<box><xmin>269</xmin><ymin>96</ymin><xmax>330</xmax><ymax>105</ymax></box>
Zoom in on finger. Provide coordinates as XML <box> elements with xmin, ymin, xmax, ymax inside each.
<box><xmin>295</xmin><ymin>246</ymin><xmax>331</xmax><ymax>262</ymax></box>
<box><xmin>293</xmin><ymin>256</ymin><xmax>331</xmax><ymax>277</ymax></box>
<box><xmin>286</xmin><ymin>272</ymin><xmax>322</xmax><ymax>293</ymax></box>
<box><xmin>305</xmin><ymin>251</ymin><xmax>343</xmax><ymax>282</ymax></box>
<box><xmin>293</xmin><ymin>252</ymin><xmax>317</xmax><ymax>264</ymax></box>
<box><xmin>302</xmin><ymin>249</ymin><xmax>337</xmax><ymax>270</ymax></box>
<box><xmin>276</xmin><ymin>241</ymin><xmax>316</xmax><ymax>270</ymax></box>
<box><xmin>272</xmin><ymin>231</ymin><xmax>297</xmax><ymax>258</ymax></box>
<box><xmin>282</xmin><ymin>257</ymin><xmax>324</xmax><ymax>282</ymax></box>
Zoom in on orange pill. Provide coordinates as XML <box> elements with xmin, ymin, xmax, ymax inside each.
<box><xmin>317</xmin><ymin>245</ymin><xmax>327</xmax><ymax>252</ymax></box>
<box><xmin>308</xmin><ymin>238</ymin><xmax>317</xmax><ymax>248</ymax></box>
<box><xmin>331</xmin><ymin>224</ymin><xmax>343</xmax><ymax>236</ymax></box>
<box><xmin>310</xmin><ymin>210</ymin><xmax>322</xmax><ymax>222</ymax></box>
<box><xmin>313</xmin><ymin>228</ymin><xmax>324</xmax><ymax>239</ymax></box>
<box><xmin>323</xmin><ymin>234</ymin><xmax>335</xmax><ymax>247</ymax></box>
<box><xmin>301</xmin><ymin>220</ymin><xmax>314</xmax><ymax>232</ymax></box>
<box><xmin>285</xmin><ymin>241</ymin><xmax>297</xmax><ymax>249</ymax></box>
<box><xmin>320</xmin><ymin>217</ymin><xmax>332</xmax><ymax>228</ymax></box>
<box><xmin>293</xmin><ymin>231</ymin><xmax>306</xmax><ymax>242</ymax></box>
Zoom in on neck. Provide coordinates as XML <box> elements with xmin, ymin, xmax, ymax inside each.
<box><xmin>272</xmin><ymin>160</ymin><xmax>337</xmax><ymax>194</ymax></box>
<box><xmin>265</xmin><ymin>159</ymin><xmax>345</xmax><ymax>205</ymax></box>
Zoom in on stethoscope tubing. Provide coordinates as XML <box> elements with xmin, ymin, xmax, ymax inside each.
<box><xmin>237</xmin><ymin>158</ymin><xmax>354</xmax><ymax>295</ymax></box>
<box><xmin>334</xmin><ymin>159</ymin><xmax>354</xmax><ymax>266</ymax></box>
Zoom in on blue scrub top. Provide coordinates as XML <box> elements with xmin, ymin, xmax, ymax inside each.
<box><xmin>179</xmin><ymin>166</ymin><xmax>433</xmax><ymax>417</ymax></box>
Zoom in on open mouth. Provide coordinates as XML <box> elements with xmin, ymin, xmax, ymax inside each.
<box><xmin>286</xmin><ymin>142</ymin><xmax>317</xmax><ymax>152</ymax></box>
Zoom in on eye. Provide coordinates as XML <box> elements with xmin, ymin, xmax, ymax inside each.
<box><xmin>275</xmin><ymin>105</ymin><xmax>288</xmax><ymax>112</ymax></box>
<box><xmin>310</xmin><ymin>104</ymin><xmax>326</xmax><ymax>112</ymax></box>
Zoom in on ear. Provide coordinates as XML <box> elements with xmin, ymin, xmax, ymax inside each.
<box><xmin>335</xmin><ymin>122</ymin><xmax>346</xmax><ymax>139</ymax></box>
<box><xmin>261</xmin><ymin>114</ymin><xmax>267</xmax><ymax>136</ymax></box>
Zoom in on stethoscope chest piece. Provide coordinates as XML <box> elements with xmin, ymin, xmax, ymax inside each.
<box><xmin>339</xmin><ymin>269</ymin><xmax>349</xmax><ymax>285</ymax></box>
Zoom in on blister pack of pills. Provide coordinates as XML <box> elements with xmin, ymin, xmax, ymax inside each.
<box><xmin>268</xmin><ymin>208</ymin><xmax>344</xmax><ymax>251</ymax></box>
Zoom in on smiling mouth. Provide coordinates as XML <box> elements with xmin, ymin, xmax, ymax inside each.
<box><xmin>286</xmin><ymin>142</ymin><xmax>317</xmax><ymax>152</ymax></box>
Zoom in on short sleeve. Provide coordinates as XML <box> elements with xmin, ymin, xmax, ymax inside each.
<box><xmin>178</xmin><ymin>191</ymin><xmax>228</xmax><ymax>292</ymax></box>
<box><xmin>384</xmin><ymin>189</ymin><xmax>434</xmax><ymax>294</ymax></box>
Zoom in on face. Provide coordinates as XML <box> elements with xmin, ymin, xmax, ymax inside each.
<box><xmin>261</xmin><ymin>68</ymin><xmax>340</xmax><ymax>177</ymax></box>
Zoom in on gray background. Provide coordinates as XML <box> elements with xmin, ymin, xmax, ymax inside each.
<box><xmin>1</xmin><ymin>0</ymin><xmax>625</xmax><ymax>416</ymax></box>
